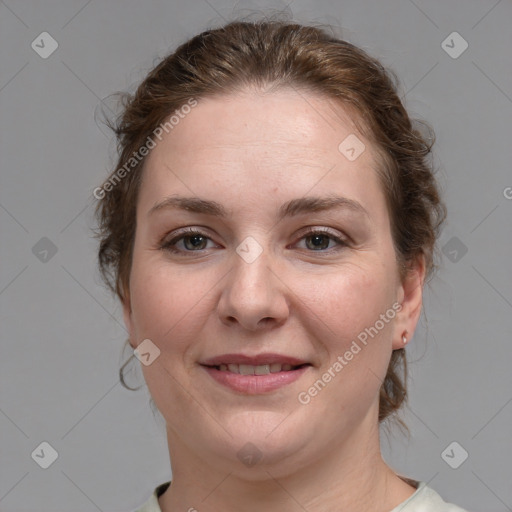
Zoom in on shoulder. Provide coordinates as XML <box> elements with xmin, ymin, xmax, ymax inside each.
<box><xmin>391</xmin><ymin>481</ymin><xmax>468</xmax><ymax>512</ymax></box>
<box><xmin>133</xmin><ymin>480</ymin><xmax>469</xmax><ymax>512</ymax></box>
<box><xmin>133</xmin><ymin>482</ymin><xmax>170</xmax><ymax>512</ymax></box>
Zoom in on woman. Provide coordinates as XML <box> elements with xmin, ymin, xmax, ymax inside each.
<box><xmin>95</xmin><ymin>19</ymin><xmax>468</xmax><ymax>512</ymax></box>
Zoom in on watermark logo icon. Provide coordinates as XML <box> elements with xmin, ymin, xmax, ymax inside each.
<box><xmin>31</xmin><ymin>441</ymin><xmax>59</xmax><ymax>469</ymax></box>
<box><xmin>441</xmin><ymin>441</ymin><xmax>468</xmax><ymax>469</ymax></box>
<box><xmin>442</xmin><ymin>236</ymin><xmax>468</xmax><ymax>263</ymax></box>
<box><xmin>31</xmin><ymin>32</ymin><xmax>59</xmax><ymax>59</ymax></box>
<box><xmin>338</xmin><ymin>134</ymin><xmax>365</xmax><ymax>161</ymax></box>
<box><xmin>236</xmin><ymin>236</ymin><xmax>263</xmax><ymax>264</ymax></box>
<box><xmin>237</xmin><ymin>442</ymin><xmax>263</xmax><ymax>467</ymax></box>
<box><xmin>134</xmin><ymin>339</ymin><xmax>161</xmax><ymax>366</ymax></box>
<box><xmin>441</xmin><ymin>32</ymin><xmax>468</xmax><ymax>59</ymax></box>
<box><xmin>32</xmin><ymin>237</ymin><xmax>58</xmax><ymax>263</ymax></box>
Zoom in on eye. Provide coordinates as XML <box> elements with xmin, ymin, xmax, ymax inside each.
<box><xmin>160</xmin><ymin>228</ymin><xmax>218</xmax><ymax>254</ymax></box>
<box><xmin>294</xmin><ymin>228</ymin><xmax>348</xmax><ymax>252</ymax></box>
<box><xmin>160</xmin><ymin>227</ymin><xmax>348</xmax><ymax>256</ymax></box>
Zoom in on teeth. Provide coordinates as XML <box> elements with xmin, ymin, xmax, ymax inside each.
<box><xmin>217</xmin><ymin>363</ymin><xmax>297</xmax><ymax>374</ymax></box>
<box><xmin>255</xmin><ymin>364</ymin><xmax>270</xmax><ymax>375</ymax></box>
<box><xmin>239</xmin><ymin>364</ymin><xmax>254</xmax><ymax>375</ymax></box>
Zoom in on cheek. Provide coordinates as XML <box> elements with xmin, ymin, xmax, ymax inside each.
<box><xmin>128</xmin><ymin>258</ymin><xmax>209</xmax><ymax>402</ymax></box>
<box><xmin>128</xmin><ymin>255</ymin><xmax>209</xmax><ymax>344</ymax></box>
<box><xmin>308</xmin><ymin>262</ymin><xmax>396</xmax><ymax>383</ymax></box>
<box><xmin>314</xmin><ymin>262</ymin><xmax>394</xmax><ymax>333</ymax></box>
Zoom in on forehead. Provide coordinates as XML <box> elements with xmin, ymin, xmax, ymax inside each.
<box><xmin>138</xmin><ymin>87</ymin><xmax>388</xmax><ymax>222</ymax></box>
<box><xmin>151</xmin><ymin>87</ymin><xmax>373</xmax><ymax>160</ymax></box>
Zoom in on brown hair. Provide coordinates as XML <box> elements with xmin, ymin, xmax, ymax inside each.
<box><xmin>95</xmin><ymin>19</ymin><xmax>446</xmax><ymax>424</ymax></box>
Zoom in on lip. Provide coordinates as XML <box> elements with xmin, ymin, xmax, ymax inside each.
<box><xmin>201</xmin><ymin>353</ymin><xmax>310</xmax><ymax>366</ymax></box>
<box><xmin>202</xmin><ymin>364</ymin><xmax>311</xmax><ymax>394</ymax></box>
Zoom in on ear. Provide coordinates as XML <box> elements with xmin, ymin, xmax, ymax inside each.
<box><xmin>122</xmin><ymin>290</ymin><xmax>136</xmax><ymax>349</ymax></box>
<box><xmin>392</xmin><ymin>254</ymin><xmax>426</xmax><ymax>350</ymax></box>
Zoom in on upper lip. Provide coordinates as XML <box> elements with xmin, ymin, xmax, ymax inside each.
<box><xmin>201</xmin><ymin>353</ymin><xmax>311</xmax><ymax>367</ymax></box>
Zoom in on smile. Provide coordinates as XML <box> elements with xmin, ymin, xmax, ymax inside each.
<box><xmin>212</xmin><ymin>363</ymin><xmax>308</xmax><ymax>375</ymax></box>
<box><xmin>201</xmin><ymin>363</ymin><xmax>312</xmax><ymax>394</ymax></box>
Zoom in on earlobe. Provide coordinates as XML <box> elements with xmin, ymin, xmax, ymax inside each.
<box><xmin>392</xmin><ymin>255</ymin><xmax>426</xmax><ymax>350</ymax></box>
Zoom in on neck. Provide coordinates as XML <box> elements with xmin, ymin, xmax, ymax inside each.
<box><xmin>158</xmin><ymin>414</ymin><xmax>415</xmax><ymax>512</ymax></box>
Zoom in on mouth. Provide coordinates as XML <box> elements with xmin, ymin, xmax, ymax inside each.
<box><xmin>199</xmin><ymin>354</ymin><xmax>313</xmax><ymax>394</ymax></box>
<box><xmin>204</xmin><ymin>362</ymin><xmax>311</xmax><ymax>375</ymax></box>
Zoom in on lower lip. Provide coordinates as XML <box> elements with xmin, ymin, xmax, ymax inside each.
<box><xmin>202</xmin><ymin>365</ymin><xmax>310</xmax><ymax>394</ymax></box>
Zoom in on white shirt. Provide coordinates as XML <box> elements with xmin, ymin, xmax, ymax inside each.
<box><xmin>134</xmin><ymin>480</ymin><xmax>468</xmax><ymax>511</ymax></box>
<box><xmin>389</xmin><ymin>481</ymin><xmax>468</xmax><ymax>511</ymax></box>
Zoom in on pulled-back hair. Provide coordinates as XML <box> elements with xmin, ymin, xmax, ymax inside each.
<box><xmin>95</xmin><ymin>19</ymin><xmax>446</xmax><ymax>424</ymax></box>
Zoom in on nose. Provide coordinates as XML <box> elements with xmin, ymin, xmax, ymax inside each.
<box><xmin>217</xmin><ymin>247</ymin><xmax>290</xmax><ymax>332</ymax></box>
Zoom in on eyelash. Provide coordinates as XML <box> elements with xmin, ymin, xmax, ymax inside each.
<box><xmin>159</xmin><ymin>227</ymin><xmax>348</xmax><ymax>255</ymax></box>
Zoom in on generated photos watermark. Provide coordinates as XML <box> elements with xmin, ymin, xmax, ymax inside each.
<box><xmin>298</xmin><ymin>301</ymin><xmax>402</xmax><ymax>405</ymax></box>
<box><xmin>93</xmin><ymin>98</ymin><xmax>198</xmax><ymax>200</ymax></box>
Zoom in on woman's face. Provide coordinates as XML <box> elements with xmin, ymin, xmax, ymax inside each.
<box><xmin>124</xmin><ymin>87</ymin><xmax>422</xmax><ymax>476</ymax></box>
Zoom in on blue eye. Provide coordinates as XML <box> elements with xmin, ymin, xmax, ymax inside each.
<box><xmin>160</xmin><ymin>229</ymin><xmax>216</xmax><ymax>254</ymax></box>
<box><xmin>296</xmin><ymin>229</ymin><xmax>347</xmax><ymax>252</ymax></box>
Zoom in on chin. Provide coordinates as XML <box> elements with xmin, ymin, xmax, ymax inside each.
<box><xmin>218</xmin><ymin>412</ymin><xmax>311</xmax><ymax>468</ymax></box>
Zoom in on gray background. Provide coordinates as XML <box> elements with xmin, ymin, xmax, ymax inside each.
<box><xmin>1</xmin><ymin>0</ymin><xmax>511</xmax><ymax>510</ymax></box>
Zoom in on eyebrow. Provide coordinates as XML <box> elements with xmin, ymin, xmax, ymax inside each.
<box><xmin>148</xmin><ymin>195</ymin><xmax>370</xmax><ymax>221</ymax></box>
